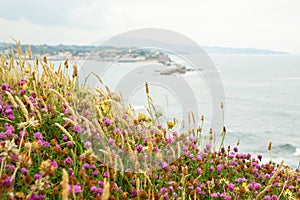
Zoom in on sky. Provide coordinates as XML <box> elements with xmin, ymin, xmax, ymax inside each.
<box><xmin>1</xmin><ymin>0</ymin><xmax>300</xmax><ymax>53</ymax></box>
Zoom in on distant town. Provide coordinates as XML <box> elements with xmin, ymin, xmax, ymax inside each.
<box><xmin>0</xmin><ymin>43</ymin><xmax>287</xmax><ymax>61</ymax></box>
<box><xmin>0</xmin><ymin>43</ymin><xmax>287</xmax><ymax>75</ymax></box>
<box><xmin>0</xmin><ymin>43</ymin><xmax>198</xmax><ymax>75</ymax></box>
<box><xmin>0</xmin><ymin>43</ymin><xmax>172</xmax><ymax>64</ymax></box>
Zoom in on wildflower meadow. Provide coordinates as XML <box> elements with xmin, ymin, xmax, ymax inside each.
<box><xmin>0</xmin><ymin>43</ymin><xmax>299</xmax><ymax>199</ymax></box>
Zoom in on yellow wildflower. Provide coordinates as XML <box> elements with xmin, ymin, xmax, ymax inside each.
<box><xmin>138</xmin><ymin>113</ymin><xmax>149</xmax><ymax>122</ymax></box>
<box><xmin>167</xmin><ymin>121</ymin><xmax>175</xmax><ymax>129</ymax></box>
<box><xmin>284</xmin><ymin>188</ymin><xmax>292</xmax><ymax>197</ymax></box>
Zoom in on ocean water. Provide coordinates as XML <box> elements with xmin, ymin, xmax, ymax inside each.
<box><xmin>60</xmin><ymin>54</ymin><xmax>300</xmax><ymax>168</ymax></box>
<box><xmin>210</xmin><ymin>54</ymin><xmax>300</xmax><ymax>168</ymax></box>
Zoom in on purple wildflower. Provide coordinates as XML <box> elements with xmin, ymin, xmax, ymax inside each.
<box><xmin>153</xmin><ymin>146</ymin><xmax>160</xmax><ymax>152</ymax></box>
<box><xmin>235</xmin><ymin>177</ymin><xmax>247</xmax><ymax>183</ymax></box>
<box><xmin>104</xmin><ymin>118</ymin><xmax>111</xmax><ymax>126</ymax></box>
<box><xmin>217</xmin><ymin>164</ymin><xmax>223</xmax><ymax>172</ymax></box>
<box><xmin>228</xmin><ymin>183</ymin><xmax>235</xmax><ymax>191</ymax></box>
<box><xmin>90</xmin><ymin>185</ymin><xmax>97</xmax><ymax>192</ymax></box>
<box><xmin>135</xmin><ymin>145</ymin><xmax>143</xmax><ymax>153</ymax></box>
<box><xmin>2</xmin><ymin>176</ymin><xmax>13</xmax><ymax>187</ymax></box>
<box><xmin>103</xmin><ymin>172</ymin><xmax>109</xmax><ymax>178</ymax></box>
<box><xmin>82</xmin><ymin>163</ymin><xmax>90</xmax><ymax>169</ymax></box>
<box><xmin>264</xmin><ymin>196</ymin><xmax>271</xmax><ymax>200</ymax></box>
<box><xmin>69</xmin><ymin>168</ymin><xmax>74</xmax><ymax>177</ymax></box>
<box><xmin>19</xmin><ymin>78</ymin><xmax>26</xmax><ymax>85</ymax></box>
<box><xmin>211</xmin><ymin>193</ymin><xmax>219</xmax><ymax>198</ymax></box>
<box><xmin>84</xmin><ymin>141</ymin><xmax>91</xmax><ymax>149</ymax></box>
<box><xmin>97</xmin><ymin>187</ymin><xmax>103</xmax><ymax>195</ymax></box>
<box><xmin>51</xmin><ymin>161</ymin><xmax>58</xmax><ymax>168</ymax></box>
<box><xmin>122</xmin><ymin>114</ymin><xmax>128</xmax><ymax>120</ymax></box>
<box><xmin>271</xmin><ymin>195</ymin><xmax>278</xmax><ymax>200</ymax></box>
<box><xmin>108</xmin><ymin>138</ymin><xmax>115</xmax><ymax>146</ymax></box>
<box><xmin>196</xmin><ymin>186</ymin><xmax>202</xmax><ymax>194</ymax></box>
<box><xmin>92</xmin><ymin>170</ymin><xmax>99</xmax><ymax>177</ymax></box>
<box><xmin>29</xmin><ymin>96</ymin><xmax>35</xmax><ymax>102</ymax></box>
<box><xmin>19</xmin><ymin>130</ymin><xmax>28</xmax><ymax>138</ymax></box>
<box><xmin>69</xmin><ymin>184</ymin><xmax>82</xmax><ymax>194</ymax></box>
<box><xmin>31</xmin><ymin>92</ymin><xmax>37</xmax><ymax>98</ymax></box>
<box><xmin>125</xmin><ymin>168</ymin><xmax>131</xmax><ymax>173</ymax></box>
<box><xmin>196</xmin><ymin>155</ymin><xmax>202</xmax><ymax>161</ymax></box>
<box><xmin>28</xmin><ymin>194</ymin><xmax>44</xmax><ymax>200</ymax></box>
<box><xmin>65</xmin><ymin>157</ymin><xmax>73</xmax><ymax>165</ymax></box>
<box><xmin>5</xmin><ymin>164</ymin><xmax>15</xmax><ymax>172</ymax></box>
<box><xmin>7</xmin><ymin>114</ymin><xmax>14</xmax><ymax>120</ymax></box>
<box><xmin>197</xmin><ymin>167</ymin><xmax>203</xmax><ymax>175</ymax></box>
<box><xmin>205</xmin><ymin>143</ymin><xmax>211</xmax><ymax>151</ymax></box>
<box><xmin>166</xmin><ymin>137</ymin><xmax>174</xmax><ymax>143</ymax></box>
<box><xmin>43</xmin><ymin>141</ymin><xmax>50</xmax><ymax>148</ymax></box>
<box><xmin>254</xmin><ymin>182</ymin><xmax>261</xmax><ymax>190</ymax></box>
<box><xmin>257</xmin><ymin>154</ymin><xmax>262</xmax><ymax>161</ymax></box>
<box><xmin>34</xmin><ymin>174</ymin><xmax>41</xmax><ymax>179</ymax></box>
<box><xmin>188</xmin><ymin>185</ymin><xmax>194</xmax><ymax>190</ymax></box>
<box><xmin>19</xmin><ymin>88</ymin><xmax>26</xmax><ymax>96</ymax></box>
<box><xmin>98</xmin><ymin>180</ymin><xmax>104</xmax><ymax>188</ymax></box>
<box><xmin>34</xmin><ymin>132</ymin><xmax>43</xmax><ymax>140</ymax></box>
<box><xmin>66</xmin><ymin>141</ymin><xmax>73</xmax><ymax>147</ymax></box>
<box><xmin>233</xmin><ymin>147</ymin><xmax>238</xmax><ymax>152</ymax></box>
<box><xmin>161</xmin><ymin>161</ymin><xmax>169</xmax><ymax>171</ymax></box>
<box><xmin>132</xmin><ymin>189</ymin><xmax>137</xmax><ymax>197</ymax></box>
<box><xmin>64</xmin><ymin>108</ymin><xmax>70</xmax><ymax>114</ymax></box>
<box><xmin>73</xmin><ymin>125</ymin><xmax>80</xmax><ymax>133</ymax></box>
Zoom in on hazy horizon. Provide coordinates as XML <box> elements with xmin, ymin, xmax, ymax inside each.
<box><xmin>1</xmin><ymin>0</ymin><xmax>300</xmax><ymax>54</ymax></box>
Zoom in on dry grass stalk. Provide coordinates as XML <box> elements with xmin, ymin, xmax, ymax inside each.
<box><xmin>191</xmin><ymin>112</ymin><xmax>195</xmax><ymax>126</ymax></box>
<box><xmin>27</xmin><ymin>44</ymin><xmax>32</xmax><ymax>60</ymax></box>
<box><xmin>256</xmin><ymin>160</ymin><xmax>284</xmax><ymax>199</ymax></box>
<box><xmin>23</xmin><ymin>95</ymin><xmax>35</xmax><ymax>112</ymax></box>
<box><xmin>268</xmin><ymin>141</ymin><xmax>272</xmax><ymax>151</ymax></box>
<box><xmin>80</xmin><ymin>116</ymin><xmax>96</xmax><ymax>131</ymax></box>
<box><xmin>101</xmin><ymin>180</ymin><xmax>110</xmax><ymax>200</ymax></box>
<box><xmin>72</xmin><ymin>64</ymin><xmax>78</xmax><ymax>78</ymax></box>
<box><xmin>43</xmin><ymin>55</ymin><xmax>47</xmax><ymax>64</ymax></box>
<box><xmin>55</xmin><ymin>123</ymin><xmax>73</xmax><ymax>142</ymax></box>
<box><xmin>15</xmin><ymin>96</ymin><xmax>29</xmax><ymax>122</ymax></box>
<box><xmin>63</xmin><ymin>117</ymin><xmax>76</xmax><ymax>126</ymax></box>
<box><xmin>147</xmin><ymin>136</ymin><xmax>153</xmax><ymax>154</ymax></box>
<box><xmin>5</xmin><ymin>91</ymin><xmax>18</xmax><ymax>108</ymax></box>
<box><xmin>10</xmin><ymin>50</ymin><xmax>14</xmax><ymax>69</ymax></box>
<box><xmin>17</xmin><ymin>40</ymin><xmax>21</xmax><ymax>58</ymax></box>
<box><xmin>92</xmin><ymin>118</ymin><xmax>106</xmax><ymax>138</ymax></box>
<box><xmin>36</xmin><ymin>109</ymin><xmax>42</xmax><ymax>124</ymax></box>
<box><xmin>145</xmin><ymin>82</ymin><xmax>149</xmax><ymax>94</ymax></box>
<box><xmin>64</xmin><ymin>59</ymin><xmax>68</xmax><ymax>69</ymax></box>
<box><xmin>49</xmin><ymin>89</ymin><xmax>75</xmax><ymax>116</ymax></box>
<box><xmin>104</xmin><ymin>85</ymin><xmax>112</xmax><ymax>95</ymax></box>
<box><xmin>60</xmin><ymin>169</ymin><xmax>69</xmax><ymax>200</ymax></box>
<box><xmin>90</xmin><ymin>72</ymin><xmax>103</xmax><ymax>84</ymax></box>
<box><xmin>177</xmin><ymin>142</ymin><xmax>182</xmax><ymax>159</ymax></box>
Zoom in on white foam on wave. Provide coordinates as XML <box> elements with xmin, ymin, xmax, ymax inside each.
<box><xmin>293</xmin><ymin>148</ymin><xmax>300</xmax><ymax>156</ymax></box>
